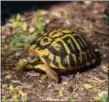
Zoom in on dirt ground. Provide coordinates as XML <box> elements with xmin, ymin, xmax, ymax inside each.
<box><xmin>1</xmin><ymin>1</ymin><xmax>108</xmax><ymax>101</ymax></box>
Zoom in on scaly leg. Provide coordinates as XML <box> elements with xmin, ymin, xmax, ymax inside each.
<box><xmin>34</xmin><ymin>64</ymin><xmax>58</xmax><ymax>82</ymax></box>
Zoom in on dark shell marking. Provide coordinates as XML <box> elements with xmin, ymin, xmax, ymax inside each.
<box><xmin>32</xmin><ymin>29</ymin><xmax>97</xmax><ymax>69</ymax></box>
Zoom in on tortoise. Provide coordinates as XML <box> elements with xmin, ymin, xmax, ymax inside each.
<box><xmin>18</xmin><ymin>28</ymin><xmax>97</xmax><ymax>82</ymax></box>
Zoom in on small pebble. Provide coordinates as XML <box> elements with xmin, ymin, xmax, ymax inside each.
<box><xmin>40</xmin><ymin>10</ymin><xmax>48</xmax><ymax>15</ymax></box>
<box><xmin>11</xmin><ymin>80</ymin><xmax>22</xmax><ymax>84</ymax></box>
<box><xmin>5</xmin><ymin>75</ymin><xmax>12</xmax><ymax>80</ymax></box>
<box><xmin>22</xmin><ymin>82</ymin><xmax>33</xmax><ymax>89</ymax></box>
<box><xmin>84</xmin><ymin>1</ymin><xmax>92</xmax><ymax>5</ymax></box>
<box><xmin>26</xmin><ymin>71</ymin><xmax>39</xmax><ymax>77</ymax></box>
<box><xmin>28</xmin><ymin>27</ymin><xmax>35</xmax><ymax>33</ymax></box>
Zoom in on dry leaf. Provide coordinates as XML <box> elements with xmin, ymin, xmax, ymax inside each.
<box><xmin>83</xmin><ymin>84</ymin><xmax>93</xmax><ymax>89</ymax></box>
<box><xmin>102</xmin><ymin>65</ymin><xmax>108</xmax><ymax>72</ymax></box>
<box><xmin>22</xmin><ymin>22</ymin><xmax>27</xmax><ymax>31</ymax></box>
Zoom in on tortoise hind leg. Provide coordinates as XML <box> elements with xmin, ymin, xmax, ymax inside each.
<box><xmin>34</xmin><ymin>64</ymin><xmax>59</xmax><ymax>82</ymax></box>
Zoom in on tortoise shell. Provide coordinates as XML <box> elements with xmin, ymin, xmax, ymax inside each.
<box><xmin>29</xmin><ymin>29</ymin><xmax>96</xmax><ymax>70</ymax></box>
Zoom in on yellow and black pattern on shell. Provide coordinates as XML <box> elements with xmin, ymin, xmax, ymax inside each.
<box><xmin>31</xmin><ymin>29</ymin><xmax>96</xmax><ymax>69</ymax></box>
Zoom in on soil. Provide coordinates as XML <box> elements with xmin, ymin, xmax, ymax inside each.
<box><xmin>1</xmin><ymin>1</ymin><xmax>108</xmax><ymax>101</ymax></box>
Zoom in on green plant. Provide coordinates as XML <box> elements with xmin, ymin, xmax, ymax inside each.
<box><xmin>8</xmin><ymin>33</ymin><xmax>37</xmax><ymax>48</ymax></box>
<box><xmin>103</xmin><ymin>9</ymin><xmax>109</xmax><ymax>22</ymax></box>
<box><xmin>9</xmin><ymin>13</ymin><xmax>28</xmax><ymax>33</ymax></box>
<box><xmin>93</xmin><ymin>91</ymin><xmax>108</xmax><ymax>102</ymax></box>
<box><xmin>1</xmin><ymin>100</ymin><xmax>10</xmax><ymax>102</ymax></box>
<box><xmin>8</xmin><ymin>11</ymin><xmax>44</xmax><ymax>48</ymax></box>
<box><xmin>2</xmin><ymin>84</ymin><xmax>28</xmax><ymax>102</ymax></box>
<box><xmin>34</xmin><ymin>10</ymin><xmax>44</xmax><ymax>35</ymax></box>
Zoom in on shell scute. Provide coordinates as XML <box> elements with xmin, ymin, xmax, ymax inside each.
<box><xmin>31</xmin><ymin>29</ymin><xmax>97</xmax><ymax>69</ymax></box>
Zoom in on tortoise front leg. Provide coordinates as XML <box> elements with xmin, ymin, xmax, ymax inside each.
<box><xmin>34</xmin><ymin>64</ymin><xmax>59</xmax><ymax>82</ymax></box>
